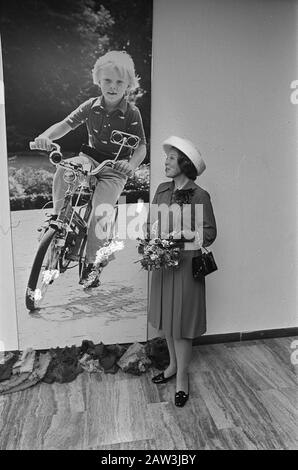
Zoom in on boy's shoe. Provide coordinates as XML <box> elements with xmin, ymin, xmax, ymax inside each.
<box><xmin>79</xmin><ymin>263</ymin><xmax>101</xmax><ymax>288</ymax></box>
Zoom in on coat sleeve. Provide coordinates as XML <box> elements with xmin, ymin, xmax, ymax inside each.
<box><xmin>195</xmin><ymin>190</ymin><xmax>217</xmax><ymax>248</ymax></box>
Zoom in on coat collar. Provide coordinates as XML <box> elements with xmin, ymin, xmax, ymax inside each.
<box><xmin>156</xmin><ymin>179</ymin><xmax>198</xmax><ymax>194</ymax></box>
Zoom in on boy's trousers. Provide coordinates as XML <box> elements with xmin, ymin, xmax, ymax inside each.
<box><xmin>52</xmin><ymin>153</ymin><xmax>127</xmax><ymax>263</ymax></box>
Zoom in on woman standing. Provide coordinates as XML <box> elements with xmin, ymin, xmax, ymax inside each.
<box><xmin>148</xmin><ymin>136</ymin><xmax>217</xmax><ymax>407</ymax></box>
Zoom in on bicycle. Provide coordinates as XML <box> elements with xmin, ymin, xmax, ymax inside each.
<box><xmin>25</xmin><ymin>130</ymin><xmax>140</xmax><ymax>311</ymax></box>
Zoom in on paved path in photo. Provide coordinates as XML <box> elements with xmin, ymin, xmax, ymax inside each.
<box><xmin>11</xmin><ymin>207</ymin><xmax>148</xmax><ymax>349</ymax></box>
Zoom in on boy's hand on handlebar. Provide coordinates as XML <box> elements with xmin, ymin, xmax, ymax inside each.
<box><xmin>113</xmin><ymin>160</ymin><xmax>134</xmax><ymax>177</ymax></box>
<box><xmin>34</xmin><ymin>135</ymin><xmax>53</xmax><ymax>152</ymax></box>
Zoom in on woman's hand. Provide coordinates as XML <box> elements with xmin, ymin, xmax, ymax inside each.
<box><xmin>169</xmin><ymin>230</ymin><xmax>182</xmax><ymax>239</ymax></box>
<box><xmin>194</xmin><ymin>230</ymin><xmax>203</xmax><ymax>248</ymax></box>
<box><xmin>113</xmin><ymin>160</ymin><xmax>134</xmax><ymax>177</ymax></box>
<box><xmin>169</xmin><ymin>229</ymin><xmax>203</xmax><ymax>247</ymax></box>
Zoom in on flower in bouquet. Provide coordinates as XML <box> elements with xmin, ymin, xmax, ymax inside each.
<box><xmin>136</xmin><ymin>236</ymin><xmax>182</xmax><ymax>271</ymax></box>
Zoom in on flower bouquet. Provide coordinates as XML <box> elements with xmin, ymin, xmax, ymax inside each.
<box><xmin>136</xmin><ymin>236</ymin><xmax>182</xmax><ymax>271</ymax></box>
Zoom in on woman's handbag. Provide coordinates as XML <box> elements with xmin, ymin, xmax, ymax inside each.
<box><xmin>192</xmin><ymin>247</ymin><xmax>218</xmax><ymax>278</ymax></box>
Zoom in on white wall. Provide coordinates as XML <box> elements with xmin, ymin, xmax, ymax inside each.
<box><xmin>0</xmin><ymin>40</ymin><xmax>19</xmax><ymax>351</ymax></box>
<box><xmin>151</xmin><ymin>0</ymin><xmax>298</xmax><ymax>334</ymax></box>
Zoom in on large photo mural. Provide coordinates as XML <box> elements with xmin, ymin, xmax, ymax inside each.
<box><xmin>1</xmin><ymin>0</ymin><xmax>152</xmax><ymax>349</ymax></box>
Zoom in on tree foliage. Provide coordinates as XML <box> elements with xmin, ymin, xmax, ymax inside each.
<box><xmin>1</xmin><ymin>0</ymin><xmax>152</xmax><ymax>151</ymax></box>
<box><xmin>97</xmin><ymin>0</ymin><xmax>152</xmax><ymax>146</ymax></box>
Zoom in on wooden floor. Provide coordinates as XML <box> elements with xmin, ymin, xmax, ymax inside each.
<box><xmin>0</xmin><ymin>336</ymin><xmax>297</xmax><ymax>450</ymax></box>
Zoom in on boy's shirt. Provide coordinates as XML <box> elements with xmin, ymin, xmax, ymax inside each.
<box><xmin>63</xmin><ymin>96</ymin><xmax>146</xmax><ymax>159</ymax></box>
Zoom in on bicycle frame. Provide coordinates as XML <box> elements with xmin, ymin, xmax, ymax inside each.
<box><xmin>29</xmin><ymin>130</ymin><xmax>140</xmax><ymax>272</ymax></box>
<box><xmin>46</xmin><ymin>178</ymin><xmax>94</xmax><ymax>267</ymax></box>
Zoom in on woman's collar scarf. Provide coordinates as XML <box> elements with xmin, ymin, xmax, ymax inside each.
<box><xmin>172</xmin><ymin>188</ymin><xmax>195</xmax><ymax>205</ymax></box>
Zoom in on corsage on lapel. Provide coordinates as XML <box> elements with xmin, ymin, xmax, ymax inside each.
<box><xmin>172</xmin><ymin>188</ymin><xmax>195</xmax><ymax>206</ymax></box>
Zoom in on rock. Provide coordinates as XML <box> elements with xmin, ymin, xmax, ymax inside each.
<box><xmin>79</xmin><ymin>354</ymin><xmax>103</xmax><ymax>374</ymax></box>
<box><xmin>117</xmin><ymin>342</ymin><xmax>151</xmax><ymax>375</ymax></box>
<box><xmin>145</xmin><ymin>337</ymin><xmax>170</xmax><ymax>370</ymax></box>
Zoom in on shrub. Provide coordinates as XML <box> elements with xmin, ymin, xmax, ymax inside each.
<box><xmin>10</xmin><ymin>194</ymin><xmax>53</xmax><ymax>211</ymax></box>
<box><xmin>9</xmin><ymin>163</ymin><xmax>150</xmax><ymax>210</ymax></box>
<box><xmin>9</xmin><ymin>167</ymin><xmax>53</xmax><ymax>197</ymax></box>
<box><xmin>9</xmin><ymin>173</ymin><xmax>26</xmax><ymax>198</ymax></box>
<box><xmin>122</xmin><ymin>189</ymin><xmax>149</xmax><ymax>203</ymax></box>
<box><xmin>125</xmin><ymin>164</ymin><xmax>149</xmax><ymax>191</ymax></box>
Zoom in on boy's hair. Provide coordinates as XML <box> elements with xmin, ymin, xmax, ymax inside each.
<box><xmin>177</xmin><ymin>149</ymin><xmax>198</xmax><ymax>180</ymax></box>
<box><xmin>92</xmin><ymin>51</ymin><xmax>140</xmax><ymax>91</ymax></box>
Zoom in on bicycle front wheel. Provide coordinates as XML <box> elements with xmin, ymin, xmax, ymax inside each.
<box><xmin>25</xmin><ymin>227</ymin><xmax>61</xmax><ymax>311</ymax></box>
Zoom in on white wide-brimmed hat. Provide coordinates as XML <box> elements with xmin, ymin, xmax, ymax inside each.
<box><xmin>163</xmin><ymin>136</ymin><xmax>206</xmax><ymax>176</ymax></box>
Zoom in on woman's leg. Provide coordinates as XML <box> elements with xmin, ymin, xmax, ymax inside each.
<box><xmin>163</xmin><ymin>334</ymin><xmax>177</xmax><ymax>378</ymax></box>
<box><xmin>173</xmin><ymin>338</ymin><xmax>192</xmax><ymax>392</ymax></box>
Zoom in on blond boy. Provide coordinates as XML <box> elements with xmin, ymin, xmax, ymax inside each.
<box><xmin>34</xmin><ymin>51</ymin><xmax>147</xmax><ymax>286</ymax></box>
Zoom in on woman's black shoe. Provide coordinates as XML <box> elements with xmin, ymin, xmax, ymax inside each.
<box><xmin>174</xmin><ymin>390</ymin><xmax>189</xmax><ymax>407</ymax></box>
<box><xmin>151</xmin><ymin>371</ymin><xmax>176</xmax><ymax>384</ymax></box>
<box><xmin>175</xmin><ymin>376</ymin><xmax>189</xmax><ymax>407</ymax></box>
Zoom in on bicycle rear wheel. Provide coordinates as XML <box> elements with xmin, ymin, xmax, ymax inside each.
<box><xmin>25</xmin><ymin>227</ymin><xmax>61</xmax><ymax>311</ymax></box>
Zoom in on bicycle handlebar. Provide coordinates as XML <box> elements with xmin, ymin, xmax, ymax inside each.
<box><xmin>110</xmin><ymin>130</ymin><xmax>140</xmax><ymax>149</ymax></box>
<box><xmin>29</xmin><ymin>130</ymin><xmax>139</xmax><ymax>177</ymax></box>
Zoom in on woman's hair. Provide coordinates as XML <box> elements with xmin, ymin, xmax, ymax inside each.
<box><xmin>177</xmin><ymin>149</ymin><xmax>198</xmax><ymax>180</ymax></box>
<box><xmin>92</xmin><ymin>51</ymin><xmax>140</xmax><ymax>91</ymax></box>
